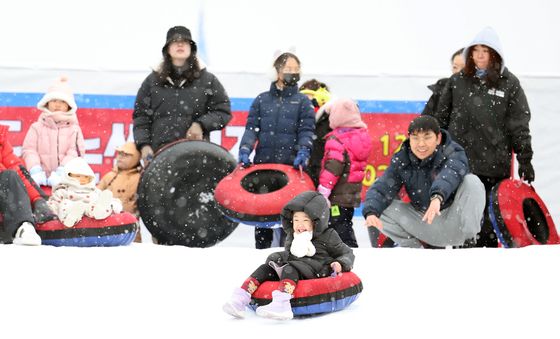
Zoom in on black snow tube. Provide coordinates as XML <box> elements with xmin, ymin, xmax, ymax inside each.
<box><xmin>137</xmin><ymin>140</ymin><xmax>238</xmax><ymax>247</ymax></box>
<box><xmin>489</xmin><ymin>178</ymin><xmax>558</xmax><ymax>248</ymax></box>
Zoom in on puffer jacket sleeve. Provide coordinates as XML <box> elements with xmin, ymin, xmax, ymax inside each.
<box><xmin>132</xmin><ymin>75</ymin><xmax>155</xmax><ymax>149</ymax></box>
<box><xmin>195</xmin><ymin>74</ymin><xmax>232</xmax><ymax>133</ymax></box>
<box><xmin>296</xmin><ymin>97</ymin><xmax>315</xmax><ymax>151</ymax></box>
<box><xmin>325</xmin><ymin>229</ymin><xmax>355</xmax><ymax>271</ymax></box>
<box><xmin>431</xmin><ymin>76</ymin><xmax>455</xmax><ymax>129</ymax></box>
<box><xmin>21</xmin><ymin>123</ymin><xmax>41</xmax><ymax>169</ymax></box>
<box><xmin>430</xmin><ymin>142</ymin><xmax>469</xmax><ymax>202</ymax></box>
<box><xmin>47</xmin><ymin>187</ymin><xmax>68</xmax><ymax>216</ymax></box>
<box><xmin>239</xmin><ymin>96</ymin><xmax>262</xmax><ymax>152</ymax></box>
<box><xmin>506</xmin><ymin>80</ymin><xmax>533</xmax><ymax>164</ymax></box>
<box><xmin>362</xmin><ymin>156</ymin><xmax>404</xmax><ymax>218</ymax></box>
<box><xmin>318</xmin><ymin>136</ymin><xmax>345</xmax><ymax>189</ymax></box>
<box><xmin>265</xmin><ymin>250</ymin><xmax>290</xmax><ymax>265</ymax></box>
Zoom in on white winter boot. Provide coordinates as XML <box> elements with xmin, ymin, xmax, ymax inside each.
<box><xmin>91</xmin><ymin>190</ymin><xmax>113</xmax><ymax>220</ymax></box>
<box><xmin>13</xmin><ymin>222</ymin><xmax>42</xmax><ymax>246</ymax></box>
<box><xmin>255</xmin><ymin>290</ymin><xmax>293</xmax><ymax>320</ymax></box>
<box><xmin>223</xmin><ymin>288</ymin><xmax>251</xmax><ymax>319</ymax></box>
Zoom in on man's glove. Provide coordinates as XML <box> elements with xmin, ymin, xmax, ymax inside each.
<box><xmin>293</xmin><ymin>147</ymin><xmax>310</xmax><ymax>169</ymax></box>
<box><xmin>518</xmin><ymin>161</ymin><xmax>535</xmax><ymax>183</ymax></box>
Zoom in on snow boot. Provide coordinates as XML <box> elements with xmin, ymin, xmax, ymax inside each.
<box><xmin>13</xmin><ymin>222</ymin><xmax>42</xmax><ymax>246</ymax></box>
<box><xmin>255</xmin><ymin>290</ymin><xmax>293</xmax><ymax>320</ymax></box>
<box><xmin>63</xmin><ymin>202</ymin><xmax>85</xmax><ymax>227</ymax></box>
<box><xmin>223</xmin><ymin>287</ymin><xmax>251</xmax><ymax>319</ymax></box>
<box><xmin>91</xmin><ymin>190</ymin><xmax>113</xmax><ymax>220</ymax></box>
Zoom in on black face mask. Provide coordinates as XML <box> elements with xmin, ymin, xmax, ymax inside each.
<box><xmin>282</xmin><ymin>73</ymin><xmax>300</xmax><ymax>87</ymax></box>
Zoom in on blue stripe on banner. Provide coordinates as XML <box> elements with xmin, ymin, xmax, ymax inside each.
<box><xmin>0</xmin><ymin>92</ymin><xmax>425</xmax><ymax>113</ymax></box>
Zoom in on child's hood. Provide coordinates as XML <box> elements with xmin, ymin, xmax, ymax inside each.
<box><xmin>326</xmin><ymin>98</ymin><xmax>366</xmax><ymax>129</ymax></box>
<box><xmin>36</xmin><ymin>77</ymin><xmax>78</xmax><ymax>115</ymax></box>
<box><xmin>59</xmin><ymin>157</ymin><xmax>96</xmax><ymax>189</ymax></box>
<box><xmin>281</xmin><ymin>191</ymin><xmax>329</xmax><ymax>238</ymax></box>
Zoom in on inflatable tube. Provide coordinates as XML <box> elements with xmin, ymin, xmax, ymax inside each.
<box><xmin>137</xmin><ymin>140</ymin><xmax>238</xmax><ymax>247</ymax></box>
<box><xmin>489</xmin><ymin>179</ymin><xmax>559</xmax><ymax>248</ymax></box>
<box><xmin>35</xmin><ymin>212</ymin><xmax>138</xmax><ymax>247</ymax></box>
<box><xmin>250</xmin><ymin>272</ymin><xmax>362</xmax><ymax>316</ymax></box>
<box><xmin>214</xmin><ymin>164</ymin><xmax>316</xmax><ymax>227</ymax></box>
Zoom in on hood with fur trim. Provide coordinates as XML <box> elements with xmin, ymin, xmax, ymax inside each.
<box><xmin>281</xmin><ymin>191</ymin><xmax>329</xmax><ymax>238</ymax></box>
<box><xmin>36</xmin><ymin>77</ymin><xmax>78</xmax><ymax>116</ymax></box>
<box><xmin>463</xmin><ymin>26</ymin><xmax>505</xmax><ymax>73</ymax></box>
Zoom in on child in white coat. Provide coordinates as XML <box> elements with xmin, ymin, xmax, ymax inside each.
<box><xmin>48</xmin><ymin>157</ymin><xmax>122</xmax><ymax>227</ymax></box>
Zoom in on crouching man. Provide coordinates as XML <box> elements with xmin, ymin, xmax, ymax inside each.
<box><xmin>363</xmin><ymin>115</ymin><xmax>485</xmax><ymax>248</ymax></box>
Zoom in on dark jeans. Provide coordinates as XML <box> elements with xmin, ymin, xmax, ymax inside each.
<box><xmin>475</xmin><ymin>175</ymin><xmax>506</xmax><ymax>248</ymax></box>
<box><xmin>255</xmin><ymin>227</ymin><xmax>286</xmax><ymax>249</ymax></box>
<box><xmin>328</xmin><ymin>206</ymin><xmax>358</xmax><ymax>247</ymax></box>
<box><xmin>0</xmin><ymin>170</ymin><xmax>35</xmax><ymax>239</ymax></box>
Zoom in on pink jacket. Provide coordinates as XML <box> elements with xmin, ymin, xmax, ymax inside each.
<box><xmin>319</xmin><ymin>127</ymin><xmax>372</xmax><ymax>207</ymax></box>
<box><xmin>22</xmin><ymin>111</ymin><xmax>85</xmax><ymax>176</ymax></box>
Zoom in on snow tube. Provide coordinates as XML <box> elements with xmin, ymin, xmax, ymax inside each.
<box><xmin>489</xmin><ymin>179</ymin><xmax>559</xmax><ymax>248</ymax></box>
<box><xmin>35</xmin><ymin>212</ymin><xmax>138</xmax><ymax>247</ymax></box>
<box><xmin>214</xmin><ymin>164</ymin><xmax>316</xmax><ymax>227</ymax></box>
<box><xmin>137</xmin><ymin>140</ymin><xmax>238</xmax><ymax>247</ymax></box>
<box><xmin>250</xmin><ymin>272</ymin><xmax>362</xmax><ymax>316</ymax></box>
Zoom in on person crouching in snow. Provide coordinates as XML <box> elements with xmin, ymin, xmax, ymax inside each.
<box><xmin>22</xmin><ymin>76</ymin><xmax>86</xmax><ymax>188</ymax></box>
<box><xmin>317</xmin><ymin>98</ymin><xmax>372</xmax><ymax>248</ymax></box>
<box><xmin>48</xmin><ymin>157</ymin><xmax>122</xmax><ymax>227</ymax></box>
<box><xmin>223</xmin><ymin>191</ymin><xmax>354</xmax><ymax>320</ymax></box>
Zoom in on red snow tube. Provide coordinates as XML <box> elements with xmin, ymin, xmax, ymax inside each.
<box><xmin>35</xmin><ymin>212</ymin><xmax>138</xmax><ymax>247</ymax></box>
<box><xmin>214</xmin><ymin>164</ymin><xmax>315</xmax><ymax>227</ymax></box>
<box><xmin>251</xmin><ymin>272</ymin><xmax>363</xmax><ymax>316</ymax></box>
<box><xmin>489</xmin><ymin>179</ymin><xmax>558</xmax><ymax>248</ymax></box>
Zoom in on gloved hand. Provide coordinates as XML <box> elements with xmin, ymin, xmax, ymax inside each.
<box><xmin>518</xmin><ymin>161</ymin><xmax>535</xmax><ymax>183</ymax></box>
<box><xmin>32</xmin><ymin>198</ymin><xmax>57</xmax><ymax>224</ymax></box>
<box><xmin>29</xmin><ymin>165</ymin><xmax>47</xmax><ymax>186</ymax></box>
<box><xmin>293</xmin><ymin>147</ymin><xmax>310</xmax><ymax>169</ymax></box>
<box><xmin>317</xmin><ymin>185</ymin><xmax>332</xmax><ymax>207</ymax></box>
<box><xmin>47</xmin><ymin>166</ymin><xmax>65</xmax><ymax>187</ymax></box>
<box><xmin>141</xmin><ymin>145</ymin><xmax>154</xmax><ymax>167</ymax></box>
<box><xmin>238</xmin><ymin>147</ymin><xmax>251</xmax><ymax>167</ymax></box>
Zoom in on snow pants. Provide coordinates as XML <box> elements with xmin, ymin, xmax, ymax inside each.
<box><xmin>379</xmin><ymin>174</ymin><xmax>485</xmax><ymax>248</ymax></box>
<box><xmin>0</xmin><ymin>170</ymin><xmax>35</xmax><ymax>237</ymax></box>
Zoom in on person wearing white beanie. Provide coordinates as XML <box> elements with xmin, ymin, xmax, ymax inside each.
<box><xmin>22</xmin><ymin>76</ymin><xmax>85</xmax><ymax>188</ymax></box>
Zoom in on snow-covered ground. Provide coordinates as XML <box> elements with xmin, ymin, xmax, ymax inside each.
<box><xmin>1</xmin><ymin>217</ymin><xmax>559</xmax><ymax>339</ymax></box>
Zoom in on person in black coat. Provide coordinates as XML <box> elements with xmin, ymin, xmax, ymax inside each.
<box><xmin>299</xmin><ymin>79</ymin><xmax>332</xmax><ymax>186</ymax></box>
<box><xmin>363</xmin><ymin>116</ymin><xmax>485</xmax><ymax>248</ymax></box>
<box><xmin>223</xmin><ymin>191</ymin><xmax>354</xmax><ymax>320</ymax></box>
<box><xmin>421</xmin><ymin>48</ymin><xmax>464</xmax><ymax>116</ymax></box>
<box><xmin>428</xmin><ymin>27</ymin><xmax>535</xmax><ymax>247</ymax></box>
<box><xmin>133</xmin><ymin>26</ymin><xmax>231</xmax><ymax>164</ymax></box>
<box><xmin>238</xmin><ymin>52</ymin><xmax>315</xmax><ymax>249</ymax></box>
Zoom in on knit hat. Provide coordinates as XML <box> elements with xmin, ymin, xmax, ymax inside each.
<box><xmin>37</xmin><ymin>76</ymin><xmax>78</xmax><ymax>114</ymax></box>
<box><xmin>327</xmin><ymin>98</ymin><xmax>366</xmax><ymax>129</ymax></box>
<box><xmin>162</xmin><ymin>26</ymin><xmax>197</xmax><ymax>55</ymax></box>
<box><xmin>116</xmin><ymin>142</ymin><xmax>141</xmax><ymax>166</ymax></box>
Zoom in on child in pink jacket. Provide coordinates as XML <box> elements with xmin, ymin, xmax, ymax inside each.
<box><xmin>22</xmin><ymin>77</ymin><xmax>86</xmax><ymax>187</ymax></box>
<box><xmin>317</xmin><ymin>98</ymin><xmax>372</xmax><ymax>247</ymax></box>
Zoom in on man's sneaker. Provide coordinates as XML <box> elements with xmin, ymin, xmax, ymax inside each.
<box><xmin>255</xmin><ymin>290</ymin><xmax>293</xmax><ymax>320</ymax></box>
<box><xmin>223</xmin><ymin>288</ymin><xmax>251</xmax><ymax>319</ymax></box>
<box><xmin>13</xmin><ymin>222</ymin><xmax>42</xmax><ymax>246</ymax></box>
